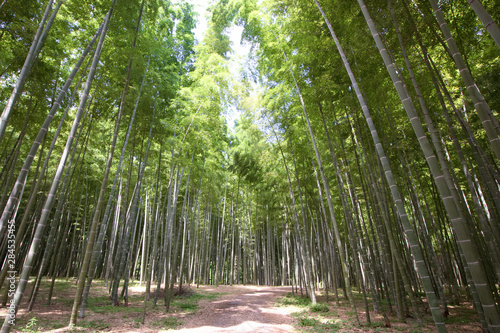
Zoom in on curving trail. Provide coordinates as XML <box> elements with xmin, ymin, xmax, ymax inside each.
<box><xmin>174</xmin><ymin>285</ymin><xmax>296</xmax><ymax>333</ymax></box>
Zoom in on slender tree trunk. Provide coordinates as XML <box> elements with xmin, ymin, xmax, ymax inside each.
<box><xmin>428</xmin><ymin>0</ymin><xmax>500</xmax><ymax>163</ymax></box>
<box><xmin>0</xmin><ymin>0</ymin><xmax>64</xmax><ymax>142</ymax></box>
<box><xmin>315</xmin><ymin>0</ymin><xmax>445</xmax><ymax>329</ymax></box>
<box><xmin>28</xmin><ymin>110</ymin><xmax>90</xmax><ymax>311</ymax></box>
<box><xmin>73</xmin><ymin>0</ymin><xmax>146</xmax><ymax>320</ymax></box>
<box><xmin>467</xmin><ymin>0</ymin><xmax>500</xmax><ymax>52</ymax></box>
<box><xmin>0</xmin><ymin>21</ymin><xmax>102</xmax><ymax>241</ymax></box>
<box><xmin>269</xmin><ymin>119</ymin><xmax>318</xmax><ymax>305</ymax></box>
<box><xmin>112</xmin><ymin>110</ymin><xmax>154</xmax><ymax>306</ymax></box>
<box><xmin>358</xmin><ymin>1</ymin><xmax>500</xmax><ymax>330</ymax></box>
<box><xmin>0</xmin><ymin>2</ymin><xmax>114</xmax><ymax>330</ymax></box>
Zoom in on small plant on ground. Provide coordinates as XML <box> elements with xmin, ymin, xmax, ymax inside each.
<box><xmin>152</xmin><ymin>317</ymin><xmax>181</xmax><ymax>329</ymax></box>
<box><xmin>19</xmin><ymin>317</ymin><xmax>40</xmax><ymax>333</ymax></box>
<box><xmin>364</xmin><ymin>321</ymin><xmax>385</xmax><ymax>328</ymax></box>
<box><xmin>131</xmin><ymin>317</ymin><xmax>142</xmax><ymax>328</ymax></box>
<box><xmin>310</xmin><ymin>303</ymin><xmax>329</xmax><ymax>313</ymax></box>
<box><xmin>276</xmin><ymin>293</ymin><xmax>311</xmax><ymax>307</ymax></box>
<box><xmin>53</xmin><ymin>279</ymin><xmax>73</xmax><ymax>292</ymax></box>
<box><xmin>299</xmin><ymin>317</ymin><xmax>319</xmax><ymax>327</ymax></box>
<box><xmin>171</xmin><ymin>291</ymin><xmax>221</xmax><ymax>312</ymax></box>
<box><xmin>202</xmin><ymin>292</ymin><xmax>225</xmax><ymax>300</ymax></box>
<box><xmin>292</xmin><ymin>309</ymin><xmax>340</xmax><ymax>332</ymax></box>
<box><xmin>174</xmin><ymin>301</ymin><xmax>198</xmax><ymax>311</ymax></box>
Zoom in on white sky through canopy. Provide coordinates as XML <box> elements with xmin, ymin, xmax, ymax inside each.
<box><xmin>186</xmin><ymin>0</ymin><xmax>252</xmax><ymax>130</ymax></box>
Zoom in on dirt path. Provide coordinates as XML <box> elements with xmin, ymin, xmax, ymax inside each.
<box><xmin>0</xmin><ymin>280</ymin><xmax>482</xmax><ymax>332</ymax></box>
<box><xmin>175</xmin><ymin>285</ymin><xmax>297</xmax><ymax>333</ymax></box>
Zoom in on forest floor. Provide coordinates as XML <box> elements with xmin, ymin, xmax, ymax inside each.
<box><xmin>0</xmin><ymin>278</ymin><xmax>482</xmax><ymax>332</ymax></box>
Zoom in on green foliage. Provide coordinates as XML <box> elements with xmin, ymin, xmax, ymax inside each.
<box><xmin>309</xmin><ymin>303</ymin><xmax>329</xmax><ymax>313</ymax></box>
<box><xmin>298</xmin><ymin>317</ymin><xmax>319</xmax><ymax>327</ymax></box>
<box><xmin>76</xmin><ymin>319</ymin><xmax>110</xmax><ymax>330</ymax></box>
<box><xmin>18</xmin><ymin>317</ymin><xmax>40</xmax><ymax>333</ymax></box>
<box><xmin>151</xmin><ymin>317</ymin><xmax>181</xmax><ymax>329</ymax></box>
<box><xmin>171</xmin><ymin>291</ymin><xmax>223</xmax><ymax>312</ymax></box>
<box><xmin>2</xmin><ymin>1</ymin><xmax>499</xmax><ymax>331</ymax></box>
<box><xmin>86</xmin><ymin>295</ymin><xmax>139</xmax><ymax>314</ymax></box>
<box><xmin>276</xmin><ymin>293</ymin><xmax>311</xmax><ymax>307</ymax></box>
<box><xmin>292</xmin><ymin>311</ymin><xmax>341</xmax><ymax>332</ymax></box>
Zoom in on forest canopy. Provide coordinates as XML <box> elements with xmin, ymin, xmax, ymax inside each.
<box><xmin>0</xmin><ymin>0</ymin><xmax>500</xmax><ymax>332</ymax></box>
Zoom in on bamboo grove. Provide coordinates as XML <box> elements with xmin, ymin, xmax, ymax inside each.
<box><xmin>0</xmin><ymin>0</ymin><xmax>500</xmax><ymax>331</ymax></box>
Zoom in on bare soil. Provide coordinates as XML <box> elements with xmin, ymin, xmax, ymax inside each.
<box><xmin>175</xmin><ymin>285</ymin><xmax>295</xmax><ymax>332</ymax></box>
<box><xmin>0</xmin><ymin>279</ymin><xmax>482</xmax><ymax>332</ymax></box>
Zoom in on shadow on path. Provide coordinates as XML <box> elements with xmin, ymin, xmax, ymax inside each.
<box><xmin>174</xmin><ymin>286</ymin><xmax>296</xmax><ymax>333</ymax></box>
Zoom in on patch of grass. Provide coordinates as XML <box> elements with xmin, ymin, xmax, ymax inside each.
<box><xmin>294</xmin><ymin>313</ymin><xmax>340</xmax><ymax>332</ymax></box>
<box><xmin>49</xmin><ymin>322</ymin><xmax>66</xmax><ymax>330</ymax></box>
<box><xmin>364</xmin><ymin>321</ymin><xmax>385</xmax><ymax>328</ymax></box>
<box><xmin>299</xmin><ymin>317</ymin><xmax>319</xmax><ymax>327</ymax></box>
<box><xmin>85</xmin><ymin>295</ymin><xmax>140</xmax><ymax>314</ymax></box>
<box><xmin>130</xmin><ymin>317</ymin><xmax>143</xmax><ymax>328</ymax></box>
<box><xmin>202</xmin><ymin>292</ymin><xmax>225</xmax><ymax>300</ymax></box>
<box><xmin>322</xmin><ymin>321</ymin><xmax>341</xmax><ymax>330</ymax></box>
<box><xmin>291</xmin><ymin>310</ymin><xmax>309</xmax><ymax>318</ymax></box>
<box><xmin>89</xmin><ymin>304</ymin><xmax>140</xmax><ymax>314</ymax></box>
<box><xmin>17</xmin><ymin>317</ymin><xmax>40</xmax><ymax>333</ymax></box>
<box><xmin>176</xmin><ymin>291</ymin><xmax>223</xmax><ymax>301</ymax></box>
<box><xmin>276</xmin><ymin>293</ymin><xmax>311</xmax><ymax>307</ymax></box>
<box><xmin>445</xmin><ymin>308</ymin><xmax>478</xmax><ymax>325</ymax></box>
<box><xmin>351</xmin><ymin>292</ymin><xmax>366</xmax><ymax>301</ymax></box>
<box><xmin>170</xmin><ymin>291</ymin><xmax>221</xmax><ymax>313</ymax></box>
<box><xmin>126</xmin><ymin>294</ymin><xmax>144</xmax><ymax>302</ymax></box>
<box><xmin>87</xmin><ymin>295</ymin><xmax>112</xmax><ymax>304</ymax></box>
<box><xmin>310</xmin><ymin>303</ymin><xmax>329</xmax><ymax>313</ymax></box>
<box><xmin>55</xmin><ymin>296</ymin><xmax>74</xmax><ymax>306</ymax></box>
<box><xmin>409</xmin><ymin>328</ymin><xmax>426</xmax><ymax>333</ymax></box>
<box><xmin>52</xmin><ymin>279</ymin><xmax>73</xmax><ymax>291</ymax></box>
<box><xmin>340</xmin><ymin>318</ymin><xmax>355</xmax><ymax>327</ymax></box>
<box><xmin>76</xmin><ymin>319</ymin><xmax>110</xmax><ymax>330</ymax></box>
<box><xmin>346</xmin><ymin>310</ymin><xmax>357</xmax><ymax>316</ymax></box>
<box><xmin>34</xmin><ymin>317</ymin><xmax>67</xmax><ymax>331</ymax></box>
<box><xmin>151</xmin><ymin>317</ymin><xmax>181</xmax><ymax>329</ymax></box>
<box><xmin>174</xmin><ymin>302</ymin><xmax>198</xmax><ymax>311</ymax></box>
